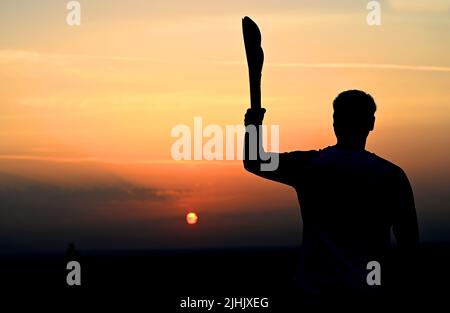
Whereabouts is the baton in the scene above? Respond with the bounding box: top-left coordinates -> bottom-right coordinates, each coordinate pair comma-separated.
242,16 -> 264,110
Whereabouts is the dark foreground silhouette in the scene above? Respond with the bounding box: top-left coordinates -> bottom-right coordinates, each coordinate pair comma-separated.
2,245 -> 449,309
244,90 -> 419,296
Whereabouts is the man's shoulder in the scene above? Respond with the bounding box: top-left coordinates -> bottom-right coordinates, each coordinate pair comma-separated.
366,151 -> 406,177
280,148 -> 406,175
281,149 -> 320,159
282,146 -> 335,157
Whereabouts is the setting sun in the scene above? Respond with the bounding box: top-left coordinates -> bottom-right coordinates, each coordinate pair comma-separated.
186,212 -> 199,225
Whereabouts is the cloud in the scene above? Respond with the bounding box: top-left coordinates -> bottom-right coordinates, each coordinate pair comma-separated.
0,170 -> 191,252
389,0 -> 450,13
0,49 -> 155,64
0,171 -> 186,225
0,170 -> 184,203
269,62 -> 450,73
0,154 -> 175,165
0,184 -> 174,204
3,49 -> 449,74
217,61 -> 450,73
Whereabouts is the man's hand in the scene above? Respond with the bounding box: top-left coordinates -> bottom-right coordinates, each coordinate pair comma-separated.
244,108 -> 266,126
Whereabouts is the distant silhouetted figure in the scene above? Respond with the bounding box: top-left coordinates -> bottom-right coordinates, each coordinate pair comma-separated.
65,242 -> 80,261
244,90 -> 419,295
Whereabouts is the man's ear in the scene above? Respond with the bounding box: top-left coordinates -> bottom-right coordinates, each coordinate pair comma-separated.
369,116 -> 375,131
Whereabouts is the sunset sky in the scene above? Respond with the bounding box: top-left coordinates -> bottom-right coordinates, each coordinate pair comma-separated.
0,0 -> 449,253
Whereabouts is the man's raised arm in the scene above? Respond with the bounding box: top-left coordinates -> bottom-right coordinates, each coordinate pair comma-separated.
243,108 -> 291,185
242,17 -> 314,186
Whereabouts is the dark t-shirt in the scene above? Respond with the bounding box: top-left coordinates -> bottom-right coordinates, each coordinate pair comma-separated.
248,145 -> 418,293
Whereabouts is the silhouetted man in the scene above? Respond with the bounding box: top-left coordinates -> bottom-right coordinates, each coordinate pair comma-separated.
244,90 -> 419,295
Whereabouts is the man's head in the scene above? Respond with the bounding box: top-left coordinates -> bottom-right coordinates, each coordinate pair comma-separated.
333,90 -> 376,148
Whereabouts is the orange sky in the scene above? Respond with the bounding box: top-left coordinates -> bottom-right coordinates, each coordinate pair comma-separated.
0,1 -> 449,251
